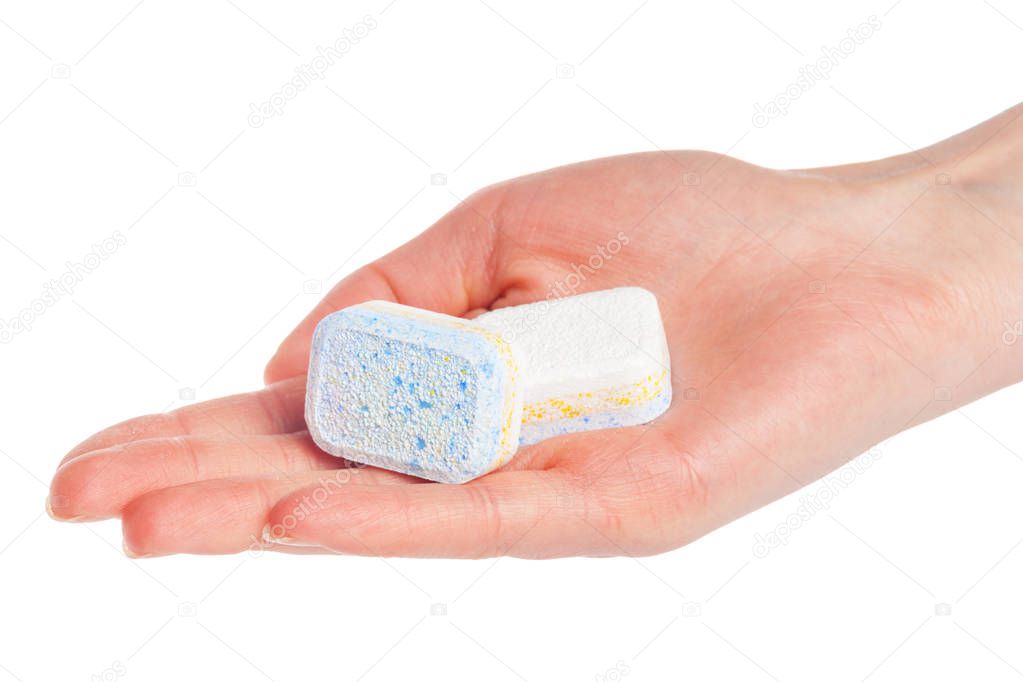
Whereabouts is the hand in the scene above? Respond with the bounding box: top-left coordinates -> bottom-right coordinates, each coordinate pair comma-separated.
49,105 -> 1023,558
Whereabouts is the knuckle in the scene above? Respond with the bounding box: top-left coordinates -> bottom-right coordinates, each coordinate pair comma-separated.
465,484 -> 505,557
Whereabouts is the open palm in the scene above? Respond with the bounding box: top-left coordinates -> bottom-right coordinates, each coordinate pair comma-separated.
48,112 -> 1023,557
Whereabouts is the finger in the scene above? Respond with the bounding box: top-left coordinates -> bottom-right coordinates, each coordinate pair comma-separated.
121,468 -> 413,557
263,469 -> 614,558
264,189 -> 509,384
50,431 -> 354,521
60,376 -> 307,466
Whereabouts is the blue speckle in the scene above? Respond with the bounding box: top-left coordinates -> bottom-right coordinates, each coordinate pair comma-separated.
309,304 -> 520,482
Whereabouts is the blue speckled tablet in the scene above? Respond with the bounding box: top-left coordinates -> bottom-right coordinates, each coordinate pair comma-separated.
305,301 -> 522,483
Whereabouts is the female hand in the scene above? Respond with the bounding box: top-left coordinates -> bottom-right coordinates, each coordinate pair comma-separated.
49,104 -> 1023,558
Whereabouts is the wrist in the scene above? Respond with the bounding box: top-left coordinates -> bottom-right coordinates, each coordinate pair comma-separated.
895,106 -> 1023,398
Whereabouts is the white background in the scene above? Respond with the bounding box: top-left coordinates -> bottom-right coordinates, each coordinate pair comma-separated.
2,1 -> 1023,680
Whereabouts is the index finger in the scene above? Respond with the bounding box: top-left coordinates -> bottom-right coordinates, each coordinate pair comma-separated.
263,189 -> 509,384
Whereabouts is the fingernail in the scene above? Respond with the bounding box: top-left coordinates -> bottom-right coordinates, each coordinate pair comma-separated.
45,495 -> 91,522
122,539 -> 154,559
261,523 -> 317,548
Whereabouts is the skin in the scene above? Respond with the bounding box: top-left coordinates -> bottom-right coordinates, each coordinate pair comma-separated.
49,104 -> 1023,558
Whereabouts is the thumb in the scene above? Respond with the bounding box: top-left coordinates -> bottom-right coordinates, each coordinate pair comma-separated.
264,189 -> 508,384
